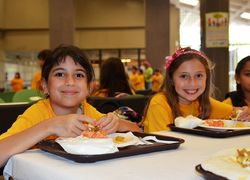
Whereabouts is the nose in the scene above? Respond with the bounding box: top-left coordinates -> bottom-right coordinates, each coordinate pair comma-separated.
188,77 -> 198,86
65,74 -> 75,86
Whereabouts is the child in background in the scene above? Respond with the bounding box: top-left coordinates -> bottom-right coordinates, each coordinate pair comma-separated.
93,57 -> 134,97
129,66 -> 140,91
151,69 -> 164,93
143,47 -> 250,133
11,72 -> 24,92
223,56 -> 250,107
137,69 -> 145,90
31,49 -> 52,90
0,45 -> 140,167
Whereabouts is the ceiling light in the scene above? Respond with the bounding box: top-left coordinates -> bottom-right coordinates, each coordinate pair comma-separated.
179,0 -> 198,6
240,12 -> 250,20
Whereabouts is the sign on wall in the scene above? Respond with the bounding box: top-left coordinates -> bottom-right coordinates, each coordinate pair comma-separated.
205,12 -> 229,48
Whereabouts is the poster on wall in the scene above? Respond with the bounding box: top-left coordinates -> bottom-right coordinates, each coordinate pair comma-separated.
205,12 -> 229,48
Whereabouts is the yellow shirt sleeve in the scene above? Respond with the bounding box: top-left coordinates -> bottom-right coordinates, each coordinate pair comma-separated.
0,99 -> 105,140
209,97 -> 233,119
143,93 -> 173,133
31,71 -> 42,90
222,97 -> 233,106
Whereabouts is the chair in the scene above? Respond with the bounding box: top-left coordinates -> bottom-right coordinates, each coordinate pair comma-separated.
135,89 -> 154,96
0,98 -> 4,103
0,92 -> 15,102
0,103 -> 32,175
12,89 -> 44,103
87,95 -> 151,122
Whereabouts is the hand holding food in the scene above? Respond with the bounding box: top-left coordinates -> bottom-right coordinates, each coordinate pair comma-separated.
94,113 -> 120,134
48,114 -> 94,138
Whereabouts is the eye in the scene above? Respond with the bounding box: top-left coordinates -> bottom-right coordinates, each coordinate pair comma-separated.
195,73 -> 203,79
54,72 -> 64,77
180,74 -> 189,80
75,72 -> 85,79
244,72 -> 250,77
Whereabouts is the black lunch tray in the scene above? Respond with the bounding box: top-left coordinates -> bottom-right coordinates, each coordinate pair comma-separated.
37,132 -> 184,163
168,124 -> 250,138
195,164 -> 227,180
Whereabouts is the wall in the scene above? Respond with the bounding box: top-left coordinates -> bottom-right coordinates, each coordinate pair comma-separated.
75,0 -> 145,49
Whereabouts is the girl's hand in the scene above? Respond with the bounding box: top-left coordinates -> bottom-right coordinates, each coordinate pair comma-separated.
48,114 -> 94,137
235,106 -> 250,121
95,113 -> 120,134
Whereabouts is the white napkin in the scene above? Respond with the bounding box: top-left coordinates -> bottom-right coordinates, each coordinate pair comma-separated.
174,115 -> 203,129
56,136 -> 119,155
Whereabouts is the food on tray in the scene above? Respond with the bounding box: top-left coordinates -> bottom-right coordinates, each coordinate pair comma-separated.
174,115 -> 203,129
236,148 -> 250,167
82,130 -> 107,138
81,124 -> 107,138
203,119 -> 224,127
201,148 -> 250,179
113,136 -> 126,144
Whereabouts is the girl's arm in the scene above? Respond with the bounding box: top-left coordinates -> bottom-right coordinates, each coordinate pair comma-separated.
0,114 -> 94,167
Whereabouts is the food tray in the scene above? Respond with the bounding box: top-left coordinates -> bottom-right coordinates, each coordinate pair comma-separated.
37,132 -> 184,163
195,164 -> 227,180
168,124 -> 250,138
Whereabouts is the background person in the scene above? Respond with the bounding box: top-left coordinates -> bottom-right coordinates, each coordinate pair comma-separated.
223,56 -> 250,107
93,57 -> 134,97
11,72 -> 24,92
31,49 -> 52,90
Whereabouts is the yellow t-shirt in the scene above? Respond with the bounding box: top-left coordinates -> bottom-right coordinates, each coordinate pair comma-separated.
11,78 -> 24,92
222,97 -> 232,105
0,99 -> 104,140
129,73 -> 140,90
151,74 -> 164,92
137,74 -> 145,90
31,71 -> 42,90
143,93 -> 234,133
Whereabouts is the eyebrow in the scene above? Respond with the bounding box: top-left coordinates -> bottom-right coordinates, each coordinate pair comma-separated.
51,67 -> 86,73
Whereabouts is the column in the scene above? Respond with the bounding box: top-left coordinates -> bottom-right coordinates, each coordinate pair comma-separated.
49,0 -> 75,49
145,0 -> 173,70
200,0 -> 229,100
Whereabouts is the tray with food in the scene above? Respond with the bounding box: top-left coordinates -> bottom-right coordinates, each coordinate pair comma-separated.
37,131 -> 184,163
196,148 -> 250,179
168,115 -> 250,138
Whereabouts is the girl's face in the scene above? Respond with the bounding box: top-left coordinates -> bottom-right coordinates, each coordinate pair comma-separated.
236,61 -> 250,93
173,59 -> 207,104
43,56 -> 89,112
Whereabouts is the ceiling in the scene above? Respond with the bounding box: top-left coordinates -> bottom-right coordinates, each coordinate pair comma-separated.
171,0 -> 250,26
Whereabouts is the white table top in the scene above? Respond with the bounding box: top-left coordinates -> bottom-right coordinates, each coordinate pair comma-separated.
3,131 -> 250,180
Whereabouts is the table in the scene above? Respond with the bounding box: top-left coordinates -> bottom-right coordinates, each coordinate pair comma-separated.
3,131 -> 250,180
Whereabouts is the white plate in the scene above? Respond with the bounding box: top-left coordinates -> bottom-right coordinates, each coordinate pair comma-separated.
108,132 -> 140,148
201,148 -> 250,179
199,119 -> 250,131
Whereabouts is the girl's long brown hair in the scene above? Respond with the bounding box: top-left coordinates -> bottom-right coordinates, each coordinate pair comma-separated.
143,48 -> 215,123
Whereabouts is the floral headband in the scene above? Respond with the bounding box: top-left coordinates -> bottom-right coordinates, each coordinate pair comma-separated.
165,48 -> 209,70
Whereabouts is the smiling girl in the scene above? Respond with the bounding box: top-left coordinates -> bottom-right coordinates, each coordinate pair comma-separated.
0,45 -> 140,167
143,47 -> 250,133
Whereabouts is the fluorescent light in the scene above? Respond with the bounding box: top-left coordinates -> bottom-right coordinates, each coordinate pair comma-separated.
240,12 -> 250,20
179,0 -> 198,6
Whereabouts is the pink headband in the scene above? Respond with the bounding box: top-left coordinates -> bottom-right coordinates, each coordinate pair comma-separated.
165,48 -> 209,70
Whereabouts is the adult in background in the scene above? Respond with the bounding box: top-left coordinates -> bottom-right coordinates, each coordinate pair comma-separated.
11,72 -> 24,92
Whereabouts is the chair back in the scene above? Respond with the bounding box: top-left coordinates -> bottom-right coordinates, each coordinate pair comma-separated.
0,92 -> 15,102
87,95 -> 151,122
12,89 -> 44,103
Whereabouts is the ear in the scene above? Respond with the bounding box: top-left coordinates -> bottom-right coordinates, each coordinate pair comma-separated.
235,75 -> 240,84
41,78 -> 49,94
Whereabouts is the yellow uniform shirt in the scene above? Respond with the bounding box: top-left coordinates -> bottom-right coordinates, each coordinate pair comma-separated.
129,73 -> 140,90
11,78 -> 24,92
137,74 -> 145,90
0,99 -> 104,140
31,71 -> 42,90
151,74 -> 164,92
143,93 -> 234,133
222,97 -> 232,105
